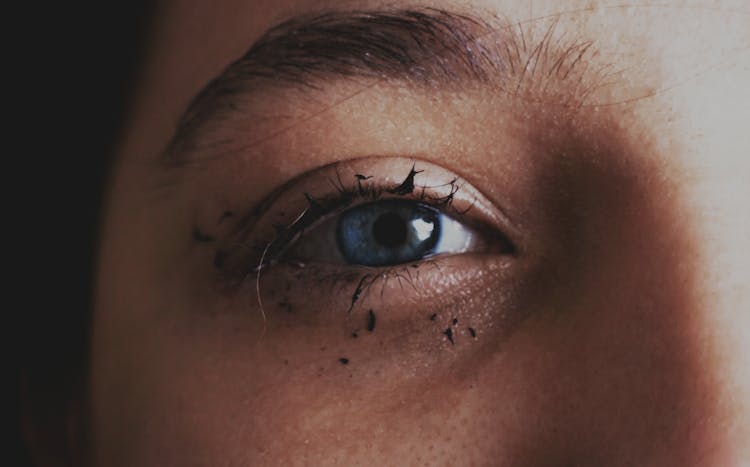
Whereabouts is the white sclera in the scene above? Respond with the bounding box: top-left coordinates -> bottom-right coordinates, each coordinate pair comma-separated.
431,214 -> 475,255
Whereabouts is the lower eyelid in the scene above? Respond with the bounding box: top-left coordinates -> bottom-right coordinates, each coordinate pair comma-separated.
255,252 -> 520,318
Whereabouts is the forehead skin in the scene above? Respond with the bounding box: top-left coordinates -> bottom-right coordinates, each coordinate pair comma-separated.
93,0 -> 750,466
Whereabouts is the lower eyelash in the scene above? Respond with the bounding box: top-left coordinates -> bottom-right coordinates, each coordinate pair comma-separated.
342,261 -> 443,313
269,259 -> 446,316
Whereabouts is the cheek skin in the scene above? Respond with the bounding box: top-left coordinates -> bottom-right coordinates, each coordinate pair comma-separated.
90,116 -> 721,467
465,154 -> 714,465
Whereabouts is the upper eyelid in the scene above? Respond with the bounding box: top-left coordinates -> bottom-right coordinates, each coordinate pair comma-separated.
237,157 -> 520,241
163,8 -> 604,167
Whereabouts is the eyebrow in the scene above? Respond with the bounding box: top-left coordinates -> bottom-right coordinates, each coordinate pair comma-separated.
167,8 -> 600,162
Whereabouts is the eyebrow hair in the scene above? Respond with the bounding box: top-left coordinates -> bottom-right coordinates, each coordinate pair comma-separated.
167,8 -> 600,161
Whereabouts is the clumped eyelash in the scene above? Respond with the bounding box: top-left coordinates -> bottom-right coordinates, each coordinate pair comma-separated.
241,163 -> 468,271
341,260 -> 444,313
209,163 -> 477,322
285,258 -> 445,315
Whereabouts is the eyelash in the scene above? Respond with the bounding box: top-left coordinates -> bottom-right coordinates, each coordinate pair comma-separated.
209,160 -> 515,318
250,165 -> 467,271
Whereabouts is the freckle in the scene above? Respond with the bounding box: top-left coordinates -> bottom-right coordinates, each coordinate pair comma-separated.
320,346 -> 327,351
352,332 -> 359,338
443,328 -> 454,344
429,313 -> 438,321
468,327 -> 477,338
284,359 -> 289,365
339,358 -> 349,365
367,309 -> 376,332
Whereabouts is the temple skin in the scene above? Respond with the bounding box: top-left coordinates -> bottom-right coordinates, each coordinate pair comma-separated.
82,0 -> 750,466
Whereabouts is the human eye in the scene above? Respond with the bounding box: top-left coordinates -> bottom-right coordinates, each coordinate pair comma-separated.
279,165 -> 515,268
289,197 -> 493,267
213,156 -> 524,346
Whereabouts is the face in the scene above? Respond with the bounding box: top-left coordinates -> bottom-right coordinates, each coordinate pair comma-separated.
90,0 -> 750,465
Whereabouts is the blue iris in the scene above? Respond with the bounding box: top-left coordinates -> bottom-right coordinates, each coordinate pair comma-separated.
336,199 -> 441,266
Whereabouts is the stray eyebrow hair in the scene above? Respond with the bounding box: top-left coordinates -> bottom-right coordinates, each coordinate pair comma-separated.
167,8 -> 603,161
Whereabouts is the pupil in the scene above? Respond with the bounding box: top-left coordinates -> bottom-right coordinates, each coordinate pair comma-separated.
372,212 -> 407,247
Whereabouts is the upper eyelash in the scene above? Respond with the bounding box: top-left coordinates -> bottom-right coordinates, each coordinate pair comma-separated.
252,164 -> 466,270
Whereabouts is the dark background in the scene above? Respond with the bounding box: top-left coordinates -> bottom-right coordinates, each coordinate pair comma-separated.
15,4 -> 154,466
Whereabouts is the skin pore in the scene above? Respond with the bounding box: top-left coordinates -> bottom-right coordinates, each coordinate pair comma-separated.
86,0 -> 749,466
